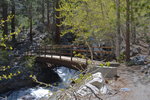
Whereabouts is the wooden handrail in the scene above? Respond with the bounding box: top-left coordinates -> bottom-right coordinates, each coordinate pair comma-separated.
27,45 -> 113,62
38,45 -> 112,49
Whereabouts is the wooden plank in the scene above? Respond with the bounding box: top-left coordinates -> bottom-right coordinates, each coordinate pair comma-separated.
36,57 -> 87,70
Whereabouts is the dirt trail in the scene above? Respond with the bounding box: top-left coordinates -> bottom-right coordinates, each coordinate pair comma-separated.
104,65 -> 150,100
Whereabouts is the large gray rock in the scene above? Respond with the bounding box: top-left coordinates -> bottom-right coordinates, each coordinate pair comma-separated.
130,55 -> 147,65
130,47 -> 141,56
76,72 -> 107,96
141,64 -> 150,75
48,72 -> 107,100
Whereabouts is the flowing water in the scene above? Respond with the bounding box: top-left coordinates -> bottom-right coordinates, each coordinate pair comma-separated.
0,66 -> 80,100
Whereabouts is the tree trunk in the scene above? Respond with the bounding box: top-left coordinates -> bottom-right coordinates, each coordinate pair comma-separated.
29,3 -> 33,42
42,0 -> 45,24
148,43 -> 150,55
47,0 -> 50,32
126,0 -> 130,62
115,0 -> 121,60
130,0 -> 136,44
2,0 -> 8,37
52,0 -> 56,42
55,0 -> 60,44
11,0 -> 16,42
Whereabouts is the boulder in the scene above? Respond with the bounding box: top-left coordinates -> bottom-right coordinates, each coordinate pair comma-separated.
48,72 -> 107,100
130,55 -> 147,65
141,64 -> 150,75
130,47 -> 141,56
121,46 -> 141,57
76,72 -> 107,96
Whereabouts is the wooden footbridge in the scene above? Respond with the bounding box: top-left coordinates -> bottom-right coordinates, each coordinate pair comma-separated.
26,45 -> 113,70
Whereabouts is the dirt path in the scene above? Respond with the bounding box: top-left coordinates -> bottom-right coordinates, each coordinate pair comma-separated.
104,65 -> 150,100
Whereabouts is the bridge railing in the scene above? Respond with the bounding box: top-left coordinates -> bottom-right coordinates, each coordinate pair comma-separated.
27,45 -> 113,63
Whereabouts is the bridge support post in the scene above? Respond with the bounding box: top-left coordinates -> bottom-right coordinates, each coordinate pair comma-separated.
44,45 -> 46,57
39,46 -> 41,57
51,46 -> 53,58
86,46 -> 88,65
71,46 -> 73,61
60,53 -> 61,59
86,58 -> 88,65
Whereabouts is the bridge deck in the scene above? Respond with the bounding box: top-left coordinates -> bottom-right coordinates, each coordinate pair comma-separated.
32,54 -> 104,70
31,53 -> 103,65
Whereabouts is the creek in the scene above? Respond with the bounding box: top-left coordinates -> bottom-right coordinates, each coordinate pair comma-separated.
0,66 -> 80,100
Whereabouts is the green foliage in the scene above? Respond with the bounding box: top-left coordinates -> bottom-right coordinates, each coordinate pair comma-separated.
0,15 -> 14,26
0,50 -> 12,65
0,15 -> 20,49
0,66 -> 11,71
99,63 -> 104,67
16,15 -> 29,29
117,52 -> 126,63
0,15 -> 20,65
29,74 -> 57,88
23,56 -> 36,69
0,15 -> 21,81
74,51 -> 85,59
70,73 -> 92,84
0,56 -> 35,81
99,62 -> 110,67
59,0 -> 116,43
0,71 -> 21,81
131,0 -> 150,41
106,62 -> 110,66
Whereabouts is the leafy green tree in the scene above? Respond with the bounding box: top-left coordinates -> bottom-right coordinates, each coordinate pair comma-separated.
58,0 -> 116,59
